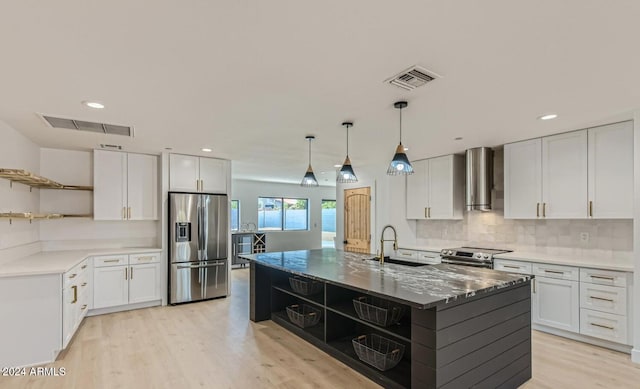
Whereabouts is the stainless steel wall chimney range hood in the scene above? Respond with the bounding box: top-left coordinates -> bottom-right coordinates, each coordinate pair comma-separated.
466,147 -> 493,211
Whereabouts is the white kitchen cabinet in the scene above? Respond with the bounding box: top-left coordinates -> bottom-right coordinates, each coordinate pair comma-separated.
505,121 -> 632,220
94,150 -> 158,221
93,253 -> 161,310
532,276 -> 580,333
62,258 -> 91,348
494,259 -> 532,274
541,130 -> 588,219
93,265 -> 129,309
406,159 -> 428,219
406,155 -> 464,220
504,139 -> 542,219
587,121 -> 633,218
169,154 -> 228,194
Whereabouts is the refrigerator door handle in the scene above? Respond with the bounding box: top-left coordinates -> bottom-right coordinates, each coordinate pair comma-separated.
176,263 -> 225,269
202,196 -> 208,261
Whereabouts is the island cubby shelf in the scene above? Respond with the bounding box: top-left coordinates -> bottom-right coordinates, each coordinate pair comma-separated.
249,257 -> 533,389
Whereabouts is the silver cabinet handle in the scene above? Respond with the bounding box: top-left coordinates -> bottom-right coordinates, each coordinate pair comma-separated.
177,263 -> 225,269
589,296 -> 614,303
590,322 -> 614,330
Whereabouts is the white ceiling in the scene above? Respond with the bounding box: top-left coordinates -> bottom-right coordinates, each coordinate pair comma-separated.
1,1 -> 640,186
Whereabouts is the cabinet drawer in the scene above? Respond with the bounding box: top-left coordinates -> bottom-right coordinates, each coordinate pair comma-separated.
417,251 -> 441,264
394,250 -> 417,260
579,308 -> 628,345
494,259 -> 532,274
129,253 -> 160,265
94,255 -> 128,267
533,263 -> 579,281
580,283 -> 627,315
580,268 -> 628,287
64,259 -> 89,286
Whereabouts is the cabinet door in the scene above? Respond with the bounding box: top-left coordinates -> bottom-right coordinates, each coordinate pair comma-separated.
532,277 -> 579,332
62,286 -> 77,348
93,266 -> 129,309
504,139 -> 542,219
428,155 -> 455,219
405,159 -> 428,219
199,157 -> 228,194
542,131 -> 588,218
93,150 -> 127,220
127,153 -> 158,220
169,154 -> 199,192
588,121 -> 633,219
128,263 -> 161,304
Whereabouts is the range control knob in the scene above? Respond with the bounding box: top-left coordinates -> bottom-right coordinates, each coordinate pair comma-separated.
448,250 -> 454,255
483,254 -> 490,259
475,253 -> 483,259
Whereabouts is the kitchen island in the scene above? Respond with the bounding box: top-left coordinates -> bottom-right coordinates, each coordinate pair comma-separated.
242,248 -> 532,389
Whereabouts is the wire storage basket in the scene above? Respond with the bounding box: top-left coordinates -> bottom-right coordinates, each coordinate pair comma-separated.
352,296 -> 406,327
352,334 -> 405,371
285,304 -> 322,328
289,276 -> 323,296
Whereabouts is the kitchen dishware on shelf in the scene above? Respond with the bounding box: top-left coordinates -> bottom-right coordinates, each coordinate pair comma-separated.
289,276 -> 323,296
352,333 -> 405,371
285,304 -> 321,328
352,296 -> 405,327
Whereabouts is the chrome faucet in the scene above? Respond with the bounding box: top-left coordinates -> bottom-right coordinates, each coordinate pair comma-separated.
378,225 -> 398,265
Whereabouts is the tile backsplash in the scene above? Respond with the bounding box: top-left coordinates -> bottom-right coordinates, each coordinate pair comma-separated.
416,149 -> 633,253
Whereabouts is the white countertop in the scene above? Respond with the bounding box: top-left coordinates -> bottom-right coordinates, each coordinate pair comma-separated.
494,251 -> 634,272
397,245 -> 443,253
0,248 -> 162,278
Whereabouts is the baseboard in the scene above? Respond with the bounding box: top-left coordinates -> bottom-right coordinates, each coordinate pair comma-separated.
632,348 -> 640,363
87,300 -> 161,316
533,324 -> 632,354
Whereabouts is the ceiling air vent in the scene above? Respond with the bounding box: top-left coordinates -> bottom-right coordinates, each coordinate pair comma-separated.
385,65 -> 439,91
41,115 -> 133,137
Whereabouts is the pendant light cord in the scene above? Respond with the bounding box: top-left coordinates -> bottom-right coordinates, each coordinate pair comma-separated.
399,107 -> 403,145
346,124 -> 350,157
308,138 -> 312,166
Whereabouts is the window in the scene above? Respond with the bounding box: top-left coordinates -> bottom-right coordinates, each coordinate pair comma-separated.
258,197 -> 308,231
230,200 -> 240,231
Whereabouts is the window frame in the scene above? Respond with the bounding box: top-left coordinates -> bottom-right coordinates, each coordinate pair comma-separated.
258,196 -> 309,231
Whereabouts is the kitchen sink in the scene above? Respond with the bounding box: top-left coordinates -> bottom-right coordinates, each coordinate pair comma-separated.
367,257 -> 429,267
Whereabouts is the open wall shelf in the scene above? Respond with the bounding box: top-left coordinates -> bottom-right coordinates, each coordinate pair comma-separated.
0,168 -> 93,191
0,212 -> 93,223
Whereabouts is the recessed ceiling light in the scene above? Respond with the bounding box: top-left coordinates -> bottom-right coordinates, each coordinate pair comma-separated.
201,148 -> 212,152
82,101 -> 105,109
538,113 -> 558,121
454,137 -> 463,141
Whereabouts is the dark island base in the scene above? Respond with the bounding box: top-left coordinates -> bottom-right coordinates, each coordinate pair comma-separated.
250,262 -> 532,389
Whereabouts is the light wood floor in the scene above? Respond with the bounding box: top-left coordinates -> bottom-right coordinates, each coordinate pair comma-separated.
2,269 -> 640,389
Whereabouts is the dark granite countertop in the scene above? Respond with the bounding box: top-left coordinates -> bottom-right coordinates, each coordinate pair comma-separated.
241,248 -> 531,309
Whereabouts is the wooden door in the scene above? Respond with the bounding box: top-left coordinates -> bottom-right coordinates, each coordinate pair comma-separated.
541,130 -> 588,219
343,187 -> 370,254
504,139 -> 543,219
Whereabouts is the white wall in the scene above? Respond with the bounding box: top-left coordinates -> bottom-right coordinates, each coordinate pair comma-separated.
0,120 -> 41,260
336,161 -> 417,256
39,148 -> 158,250
232,179 -> 334,251
633,110 -> 640,363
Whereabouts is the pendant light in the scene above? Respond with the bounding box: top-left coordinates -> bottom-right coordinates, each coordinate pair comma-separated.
301,135 -> 319,187
337,121 -> 358,183
387,101 -> 414,175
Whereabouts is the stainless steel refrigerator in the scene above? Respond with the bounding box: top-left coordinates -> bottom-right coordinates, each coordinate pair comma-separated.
169,192 -> 228,304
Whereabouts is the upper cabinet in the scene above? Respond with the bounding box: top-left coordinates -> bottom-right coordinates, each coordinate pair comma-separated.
406,154 -> 464,220
169,154 -> 228,194
94,150 -> 158,221
588,122 -> 634,218
504,121 -> 633,219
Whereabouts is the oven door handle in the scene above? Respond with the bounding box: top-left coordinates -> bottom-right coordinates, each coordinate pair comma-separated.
441,258 -> 491,267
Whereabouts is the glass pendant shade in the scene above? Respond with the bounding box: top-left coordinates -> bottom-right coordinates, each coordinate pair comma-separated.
387,101 -> 414,176
301,135 -> 319,187
387,144 -> 414,175
337,121 -> 358,183
301,165 -> 319,187
337,156 -> 358,183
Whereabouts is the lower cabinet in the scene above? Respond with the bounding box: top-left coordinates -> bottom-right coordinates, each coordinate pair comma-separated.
494,258 -> 632,348
532,276 -> 579,333
62,258 -> 91,348
93,252 -> 161,310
